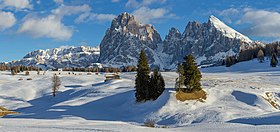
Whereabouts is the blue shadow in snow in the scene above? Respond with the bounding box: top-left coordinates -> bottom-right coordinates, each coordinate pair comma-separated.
231,91 -> 257,106
5,86 -> 171,123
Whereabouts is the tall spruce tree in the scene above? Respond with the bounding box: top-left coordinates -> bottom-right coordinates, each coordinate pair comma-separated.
150,69 -> 165,100
135,50 -> 150,102
271,53 -> 278,67
182,55 -> 202,92
175,63 -> 185,91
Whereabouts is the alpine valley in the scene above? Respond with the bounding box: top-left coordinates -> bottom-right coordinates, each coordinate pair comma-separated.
8,12 -> 261,70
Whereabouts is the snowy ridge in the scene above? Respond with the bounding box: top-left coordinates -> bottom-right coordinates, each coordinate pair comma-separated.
209,15 -> 252,43
11,46 -> 100,69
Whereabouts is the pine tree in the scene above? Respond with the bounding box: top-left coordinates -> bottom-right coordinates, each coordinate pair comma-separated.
11,70 -> 16,75
182,55 -> 202,92
135,50 -> 150,102
271,53 -> 278,67
150,69 -> 165,100
257,49 -> 264,63
52,74 -> 61,97
175,63 -> 185,91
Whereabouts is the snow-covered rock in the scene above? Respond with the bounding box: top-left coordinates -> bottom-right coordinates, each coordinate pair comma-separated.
163,15 -> 256,67
99,12 -> 163,68
10,46 -> 100,69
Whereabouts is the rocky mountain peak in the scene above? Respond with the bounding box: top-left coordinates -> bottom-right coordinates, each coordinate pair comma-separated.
99,12 -> 162,68
208,15 -> 252,43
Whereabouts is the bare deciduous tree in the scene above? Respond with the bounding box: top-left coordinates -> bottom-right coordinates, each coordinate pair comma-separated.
52,74 -> 61,97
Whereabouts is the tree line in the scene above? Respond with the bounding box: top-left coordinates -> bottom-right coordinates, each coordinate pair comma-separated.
225,42 -> 280,67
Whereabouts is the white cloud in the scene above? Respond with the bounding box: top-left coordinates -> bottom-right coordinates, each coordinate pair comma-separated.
75,13 -> 116,23
219,8 -> 240,23
54,0 -> 63,4
126,0 -> 166,8
2,0 -> 32,10
0,11 -> 16,30
51,4 -> 91,19
112,0 -> 120,2
238,9 -> 280,39
18,15 -> 72,41
132,7 -> 176,24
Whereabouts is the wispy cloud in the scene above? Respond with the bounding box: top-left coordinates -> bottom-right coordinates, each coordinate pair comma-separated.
1,0 -> 32,11
0,11 -> 16,30
132,7 -> 177,24
238,9 -> 280,39
18,15 -> 72,41
75,13 -> 116,23
219,7 -> 280,40
51,4 -> 91,19
125,0 -> 166,8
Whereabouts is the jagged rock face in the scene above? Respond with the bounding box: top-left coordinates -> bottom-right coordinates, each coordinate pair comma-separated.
163,15 -> 254,66
163,27 -> 182,64
99,12 -> 162,67
11,46 -> 100,69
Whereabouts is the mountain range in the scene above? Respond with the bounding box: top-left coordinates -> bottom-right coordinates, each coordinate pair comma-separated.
8,12 -> 259,70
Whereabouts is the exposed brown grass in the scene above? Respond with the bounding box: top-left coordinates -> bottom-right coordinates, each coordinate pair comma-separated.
176,90 -> 207,102
263,92 -> 280,109
0,106 -> 18,117
144,119 -> 156,128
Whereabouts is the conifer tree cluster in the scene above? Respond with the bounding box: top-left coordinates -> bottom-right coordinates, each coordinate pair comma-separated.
225,56 -> 238,67
175,55 -> 202,93
135,50 -> 165,102
271,53 -> 278,67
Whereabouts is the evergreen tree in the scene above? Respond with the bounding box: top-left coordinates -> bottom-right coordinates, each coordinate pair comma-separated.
175,63 -> 185,91
135,50 -> 150,102
11,70 -> 16,75
271,53 -> 278,67
150,69 -> 165,100
182,55 -> 202,92
257,49 -> 264,63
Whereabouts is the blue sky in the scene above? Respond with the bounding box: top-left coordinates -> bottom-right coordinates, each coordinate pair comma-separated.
1,0 -> 280,62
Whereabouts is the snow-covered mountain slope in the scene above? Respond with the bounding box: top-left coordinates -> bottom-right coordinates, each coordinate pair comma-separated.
2,60 -> 280,131
209,15 -> 252,43
10,46 -> 100,69
163,15 -> 257,68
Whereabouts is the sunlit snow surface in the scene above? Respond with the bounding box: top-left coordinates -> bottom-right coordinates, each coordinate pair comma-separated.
1,59 -> 280,131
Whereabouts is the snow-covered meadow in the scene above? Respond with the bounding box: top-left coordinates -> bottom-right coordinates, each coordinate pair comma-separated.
1,59 -> 280,131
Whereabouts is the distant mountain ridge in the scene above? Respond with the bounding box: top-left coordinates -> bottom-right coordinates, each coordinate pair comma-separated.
10,46 -> 100,69
9,13 -> 259,70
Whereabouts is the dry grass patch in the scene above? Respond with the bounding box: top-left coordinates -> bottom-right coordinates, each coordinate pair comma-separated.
0,106 -> 18,117
176,90 -> 207,102
144,119 -> 156,128
263,92 -> 280,109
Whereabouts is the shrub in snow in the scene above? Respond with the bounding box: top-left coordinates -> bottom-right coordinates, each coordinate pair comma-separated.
52,74 -> 61,97
144,119 -> 156,127
25,71 -> 29,76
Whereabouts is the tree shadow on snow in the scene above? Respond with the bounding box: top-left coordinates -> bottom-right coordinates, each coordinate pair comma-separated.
5,87 -> 171,123
228,113 -> 280,125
